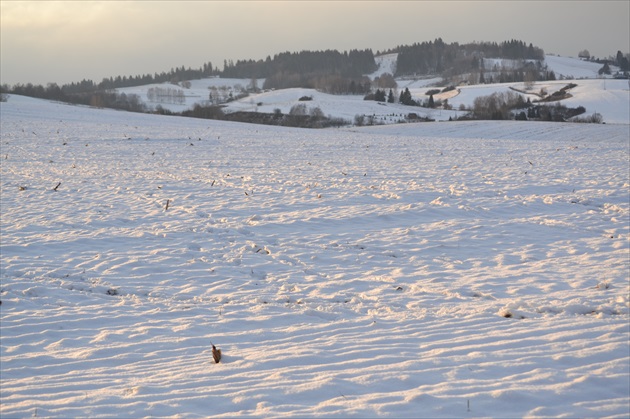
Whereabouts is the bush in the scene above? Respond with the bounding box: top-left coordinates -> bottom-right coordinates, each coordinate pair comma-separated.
373,73 -> 397,89
310,106 -> 325,118
181,104 -> 225,120
374,89 -> 386,102
573,112 -> 603,123
154,105 -> 174,115
289,103 -> 308,116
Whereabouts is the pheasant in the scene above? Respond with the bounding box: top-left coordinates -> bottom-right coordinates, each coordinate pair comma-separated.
212,343 -> 222,364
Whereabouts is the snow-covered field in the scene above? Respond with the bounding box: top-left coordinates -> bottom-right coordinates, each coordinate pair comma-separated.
1,94 -> 628,418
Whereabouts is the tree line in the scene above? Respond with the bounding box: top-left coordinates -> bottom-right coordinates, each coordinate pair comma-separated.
243,49 -> 378,92
222,49 -> 376,79
0,49 -> 378,100
1,62 -> 217,101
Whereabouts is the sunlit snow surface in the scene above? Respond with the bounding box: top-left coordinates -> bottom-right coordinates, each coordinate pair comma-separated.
1,96 -> 629,418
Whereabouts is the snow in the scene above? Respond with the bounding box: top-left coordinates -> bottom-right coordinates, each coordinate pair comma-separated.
1,93 -> 629,418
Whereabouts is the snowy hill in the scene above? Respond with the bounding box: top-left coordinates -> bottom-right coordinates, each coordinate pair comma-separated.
117,54 -> 629,125
1,94 -> 629,418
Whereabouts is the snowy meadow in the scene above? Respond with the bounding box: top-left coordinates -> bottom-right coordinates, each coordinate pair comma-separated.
1,93 -> 629,418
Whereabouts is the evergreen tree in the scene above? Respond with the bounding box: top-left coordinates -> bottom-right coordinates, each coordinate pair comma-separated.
616,50 -> 629,72
616,51 -> 624,66
388,89 -> 395,103
399,88 -> 414,105
374,89 -> 386,102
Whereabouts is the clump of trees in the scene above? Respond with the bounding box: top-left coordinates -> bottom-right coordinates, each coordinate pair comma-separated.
362,73 -> 397,102
373,73 -> 397,89
1,81 -> 147,112
147,86 -> 185,104
224,49 -> 376,79
599,63 -> 612,75
572,112 -> 603,123
84,91 -> 147,112
363,88 -> 395,103
4,82 -> 70,102
180,104 -> 225,120
392,38 -> 544,77
316,75 -> 373,95
525,103 -> 588,122
615,50 -> 630,73
179,103 -> 348,128
207,84 -> 249,105
220,49 -> 377,94
470,90 -> 594,122
395,87 -> 444,108
472,91 -> 527,120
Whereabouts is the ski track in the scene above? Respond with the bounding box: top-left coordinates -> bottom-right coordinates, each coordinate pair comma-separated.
1,97 -> 629,418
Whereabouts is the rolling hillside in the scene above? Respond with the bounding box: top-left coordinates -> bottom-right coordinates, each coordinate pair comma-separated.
117,55 -> 629,125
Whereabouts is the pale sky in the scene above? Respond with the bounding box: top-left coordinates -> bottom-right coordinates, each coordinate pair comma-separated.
1,1 -> 629,86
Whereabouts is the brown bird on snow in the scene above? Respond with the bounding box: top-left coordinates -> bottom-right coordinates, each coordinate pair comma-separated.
211,343 -> 222,363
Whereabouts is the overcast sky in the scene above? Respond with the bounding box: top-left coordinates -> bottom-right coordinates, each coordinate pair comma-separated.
1,1 -> 629,86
